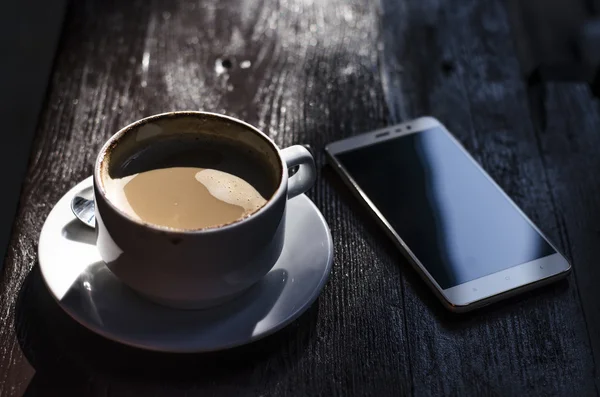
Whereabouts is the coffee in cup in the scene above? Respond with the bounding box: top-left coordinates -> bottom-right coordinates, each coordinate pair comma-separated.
103,133 -> 279,230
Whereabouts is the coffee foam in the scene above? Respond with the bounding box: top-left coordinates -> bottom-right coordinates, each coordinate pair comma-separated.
194,169 -> 267,216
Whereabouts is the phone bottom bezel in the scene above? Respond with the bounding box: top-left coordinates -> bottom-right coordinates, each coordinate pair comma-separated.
440,253 -> 570,312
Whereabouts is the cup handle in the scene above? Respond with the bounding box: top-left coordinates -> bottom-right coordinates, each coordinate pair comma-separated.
280,145 -> 316,199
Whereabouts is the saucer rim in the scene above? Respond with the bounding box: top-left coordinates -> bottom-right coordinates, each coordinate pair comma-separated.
38,177 -> 333,353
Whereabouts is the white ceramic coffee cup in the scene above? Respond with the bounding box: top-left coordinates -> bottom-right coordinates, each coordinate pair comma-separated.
93,111 -> 316,309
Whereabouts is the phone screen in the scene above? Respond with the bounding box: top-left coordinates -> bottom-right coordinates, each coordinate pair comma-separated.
334,127 -> 555,289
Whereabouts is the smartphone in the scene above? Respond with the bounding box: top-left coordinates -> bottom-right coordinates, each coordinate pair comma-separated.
325,117 -> 571,312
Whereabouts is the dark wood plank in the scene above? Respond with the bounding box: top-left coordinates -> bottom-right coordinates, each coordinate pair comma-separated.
0,0 -> 598,395
541,83 -> 600,390
378,0 -> 598,395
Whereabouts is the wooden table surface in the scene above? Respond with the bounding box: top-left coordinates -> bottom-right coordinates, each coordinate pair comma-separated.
1,0 -> 599,395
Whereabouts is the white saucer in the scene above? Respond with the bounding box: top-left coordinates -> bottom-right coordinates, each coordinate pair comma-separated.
38,177 -> 333,353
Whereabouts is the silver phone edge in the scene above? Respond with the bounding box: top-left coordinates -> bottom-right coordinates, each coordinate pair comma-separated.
324,117 -> 571,313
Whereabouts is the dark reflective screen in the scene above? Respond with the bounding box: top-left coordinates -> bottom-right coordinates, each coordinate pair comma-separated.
336,127 -> 555,289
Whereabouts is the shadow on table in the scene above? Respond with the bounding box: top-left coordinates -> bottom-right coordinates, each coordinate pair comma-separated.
15,265 -> 319,395
322,165 -> 572,323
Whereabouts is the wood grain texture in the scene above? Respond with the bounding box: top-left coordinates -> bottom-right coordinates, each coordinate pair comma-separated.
379,0 -> 598,395
0,0 -> 598,395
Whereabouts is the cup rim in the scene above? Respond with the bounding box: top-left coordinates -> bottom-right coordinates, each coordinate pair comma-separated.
93,111 -> 287,235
